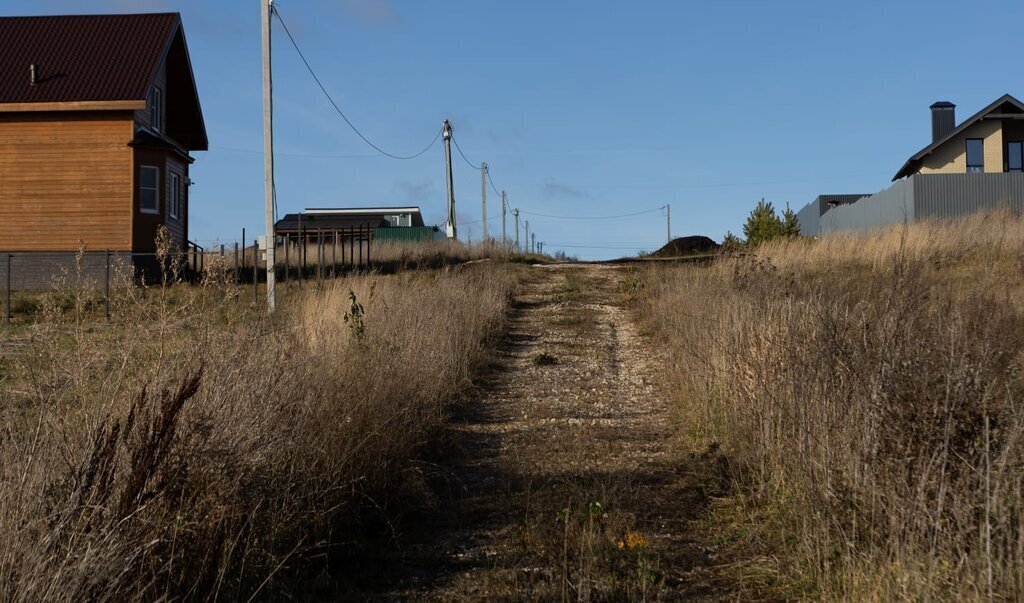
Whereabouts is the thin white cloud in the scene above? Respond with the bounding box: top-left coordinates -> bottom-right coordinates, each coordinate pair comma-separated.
341,0 -> 401,26
543,181 -> 587,199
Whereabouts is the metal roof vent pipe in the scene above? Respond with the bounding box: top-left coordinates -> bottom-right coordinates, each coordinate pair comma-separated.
29,63 -> 37,86
930,101 -> 956,142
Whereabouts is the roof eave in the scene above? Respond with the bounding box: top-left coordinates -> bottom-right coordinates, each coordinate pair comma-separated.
893,161 -> 916,181
0,100 -> 145,112
172,21 -> 208,150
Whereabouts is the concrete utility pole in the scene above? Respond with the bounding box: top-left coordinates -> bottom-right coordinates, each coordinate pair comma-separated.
513,208 -> 520,252
531,232 -> 536,254
261,0 -> 276,312
501,191 -> 507,250
525,220 -> 530,254
666,204 -> 671,244
480,162 -> 488,241
442,120 -> 457,240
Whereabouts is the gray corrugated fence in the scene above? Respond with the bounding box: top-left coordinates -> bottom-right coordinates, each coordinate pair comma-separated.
914,173 -> 1024,219
796,199 -> 822,238
814,173 -> 1024,234
821,178 -> 915,233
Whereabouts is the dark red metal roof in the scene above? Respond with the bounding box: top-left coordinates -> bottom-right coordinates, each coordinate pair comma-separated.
0,13 -> 180,104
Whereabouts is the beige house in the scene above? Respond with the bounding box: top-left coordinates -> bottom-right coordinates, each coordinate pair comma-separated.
894,94 -> 1024,180
797,93 -> 1024,236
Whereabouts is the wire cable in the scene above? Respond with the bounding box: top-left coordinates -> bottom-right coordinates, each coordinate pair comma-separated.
518,206 -> 666,221
450,134 -> 483,170
273,6 -> 442,160
452,133 -> 505,196
212,145 -> 381,159
543,243 -> 663,250
486,169 -> 502,197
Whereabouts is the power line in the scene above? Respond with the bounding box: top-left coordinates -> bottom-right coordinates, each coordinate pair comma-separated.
451,134 -> 483,170
453,133 -> 503,196
519,206 -> 665,220
508,171 -> 892,191
212,145 -> 380,159
461,214 -> 503,226
273,5 -> 442,160
487,170 -> 501,196
543,242 -> 662,250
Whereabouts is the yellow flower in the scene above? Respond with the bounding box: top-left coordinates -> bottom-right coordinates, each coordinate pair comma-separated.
624,531 -> 646,549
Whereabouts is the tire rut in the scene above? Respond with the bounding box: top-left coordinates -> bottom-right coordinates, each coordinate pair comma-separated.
345,264 -> 726,601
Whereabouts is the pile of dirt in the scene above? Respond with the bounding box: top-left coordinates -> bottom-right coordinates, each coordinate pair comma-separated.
650,235 -> 720,258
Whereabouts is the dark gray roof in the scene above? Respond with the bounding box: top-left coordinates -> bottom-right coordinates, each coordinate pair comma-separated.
275,207 -> 427,233
275,213 -> 388,232
803,194 -> 871,217
894,93 -> 1024,181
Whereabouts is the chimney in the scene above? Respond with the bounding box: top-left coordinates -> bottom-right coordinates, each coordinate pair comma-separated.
29,63 -> 37,86
930,101 -> 956,142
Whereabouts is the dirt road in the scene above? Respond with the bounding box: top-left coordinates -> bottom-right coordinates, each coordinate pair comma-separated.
350,264 -> 725,601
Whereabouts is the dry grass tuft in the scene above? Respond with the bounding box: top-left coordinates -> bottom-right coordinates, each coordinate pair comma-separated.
636,212 -> 1024,600
0,261 -> 512,600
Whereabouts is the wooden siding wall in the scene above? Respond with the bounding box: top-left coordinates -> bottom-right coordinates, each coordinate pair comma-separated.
0,112 -> 134,251
132,147 -> 188,252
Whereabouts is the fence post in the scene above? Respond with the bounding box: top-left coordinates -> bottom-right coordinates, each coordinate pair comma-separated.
317,229 -> 323,284
366,225 -> 371,267
234,242 -> 239,284
332,230 -> 337,277
104,250 -> 111,320
349,228 -> 355,268
253,242 -> 258,304
359,226 -> 364,267
284,236 -> 290,283
5,253 -> 10,325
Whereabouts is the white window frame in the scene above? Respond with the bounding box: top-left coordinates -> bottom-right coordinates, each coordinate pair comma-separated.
168,171 -> 181,220
140,165 -> 160,215
149,87 -> 163,132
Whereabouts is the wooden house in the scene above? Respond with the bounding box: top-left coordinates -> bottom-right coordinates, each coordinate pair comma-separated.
0,13 -> 207,262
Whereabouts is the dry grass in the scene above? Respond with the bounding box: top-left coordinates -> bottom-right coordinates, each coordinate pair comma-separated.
634,212 -> 1024,600
0,258 -> 513,600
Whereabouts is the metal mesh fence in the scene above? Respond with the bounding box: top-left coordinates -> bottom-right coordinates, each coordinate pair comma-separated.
2,226 -> 379,323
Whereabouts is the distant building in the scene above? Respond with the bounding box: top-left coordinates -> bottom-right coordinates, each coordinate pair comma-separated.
797,94 -> 1024,235
274,207 -> 441,243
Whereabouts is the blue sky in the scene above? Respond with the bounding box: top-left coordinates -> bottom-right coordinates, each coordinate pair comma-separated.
5,0 -> 1023,259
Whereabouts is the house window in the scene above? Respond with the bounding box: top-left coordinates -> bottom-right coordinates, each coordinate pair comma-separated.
140,166 -> 159,214
1008,141 -> 1023,172
168,172 -> 181,220
149,87 -> 162,132
966,138 -> 984,173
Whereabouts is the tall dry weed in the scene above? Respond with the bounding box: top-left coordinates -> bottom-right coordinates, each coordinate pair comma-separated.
637,214 -> 1024,600
0,262 -> 511,600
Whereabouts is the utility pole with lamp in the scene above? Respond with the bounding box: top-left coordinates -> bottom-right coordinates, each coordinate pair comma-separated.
501,191 -> 509,251
261,0 -> 276,312
480,162 -> 488,241
442,120 -> 457,240
513,208 -> 520,252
